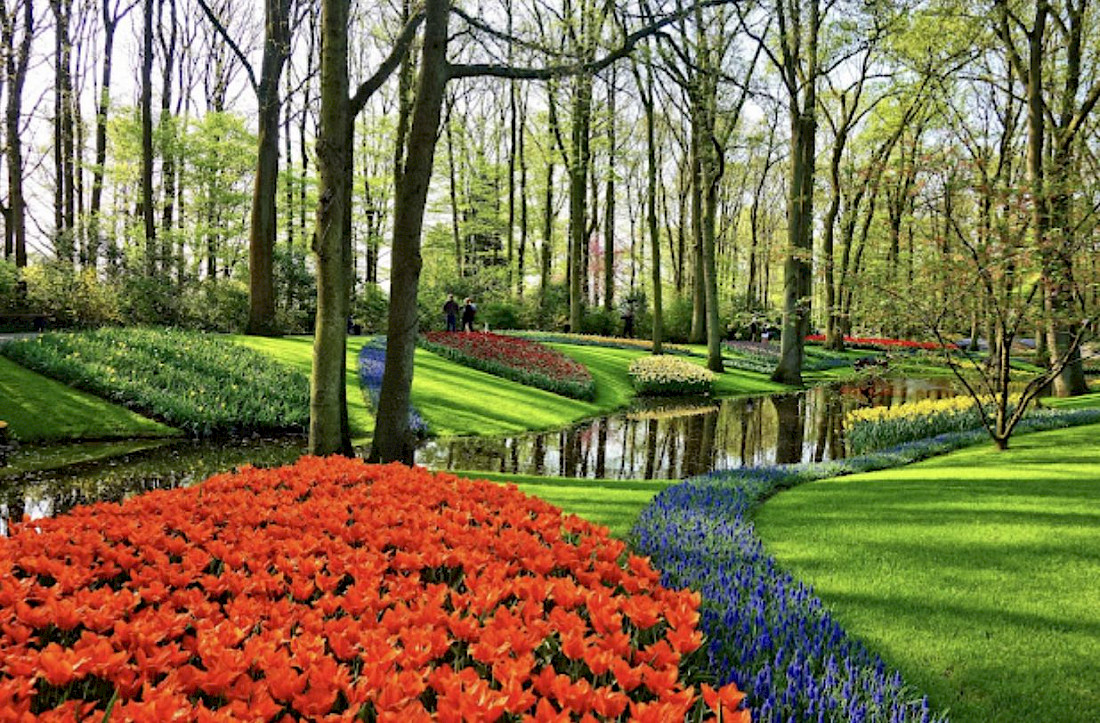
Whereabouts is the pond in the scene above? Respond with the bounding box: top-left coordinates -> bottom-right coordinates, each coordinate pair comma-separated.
2,376 -> 959,527
0,437 -> 305,533
414,377 -> 959,480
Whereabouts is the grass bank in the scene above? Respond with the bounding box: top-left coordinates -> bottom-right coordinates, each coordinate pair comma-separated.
449,469 -> 671,539
0,356 -> 175,443
230,335 -> 374,440
754,422 -> 1100,723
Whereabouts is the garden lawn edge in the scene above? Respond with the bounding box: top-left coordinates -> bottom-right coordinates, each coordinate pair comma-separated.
754,422 -> 1100,723
632,406 -> 1100,722
0,356 -> 177,443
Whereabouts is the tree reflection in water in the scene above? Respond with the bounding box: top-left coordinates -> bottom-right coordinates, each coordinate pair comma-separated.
418,378 -> 958,480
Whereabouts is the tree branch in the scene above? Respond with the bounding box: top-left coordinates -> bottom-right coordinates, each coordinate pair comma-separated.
447,0 -> 735,81
349,11 -> 426,116
195,0 -> 258,94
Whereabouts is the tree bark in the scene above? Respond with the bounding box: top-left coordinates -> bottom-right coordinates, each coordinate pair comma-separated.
3,0 -> 33,268
244,0 -> 290,335
568,70 -> 592,331
368,0 -> 449,464
140,0 -> 157,276
310,0 -> 353,456
771,0 -> 819,386
603,70 -> 615,312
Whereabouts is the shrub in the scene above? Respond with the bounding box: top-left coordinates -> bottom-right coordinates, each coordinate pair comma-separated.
0,259 -> 20,313
0,456 -> 750,721
579,307 -> 620,336
629,356 -> 715,396
19,262 -> 124,327
179,278 -> 249,332
0,328 -> 308,437
351,284 -> 389,334
420,331 -> 596,400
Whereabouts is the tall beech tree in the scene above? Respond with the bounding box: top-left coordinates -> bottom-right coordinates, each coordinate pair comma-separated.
1,0 -> 34,268
352,1 -> 726,461
140,0 -> 156,275
739,0 -> 826,385
993,0 -> 1092,396
197,0 -> 291,335
88,0 -> 137,269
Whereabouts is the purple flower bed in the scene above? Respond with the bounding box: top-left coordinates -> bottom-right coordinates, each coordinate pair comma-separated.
357,337 -> 426,435
633,407 -> 1100,723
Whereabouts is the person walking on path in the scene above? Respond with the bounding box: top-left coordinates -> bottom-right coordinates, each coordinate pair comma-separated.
461,297 -> 477,332
443,294 -> 460,331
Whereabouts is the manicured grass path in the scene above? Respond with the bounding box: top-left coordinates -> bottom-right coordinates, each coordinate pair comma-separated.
0,356 -> 175,443
451,469 -> 671,540
754,423 -> 1100,723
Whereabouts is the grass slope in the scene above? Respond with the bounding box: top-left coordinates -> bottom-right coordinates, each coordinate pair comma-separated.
410,348 -> 598,436
237,336 -> 795,439
754,423 -> 1100,723
230,335 -> 374,439
0,357 -> 176,443
449,469 -> 671,539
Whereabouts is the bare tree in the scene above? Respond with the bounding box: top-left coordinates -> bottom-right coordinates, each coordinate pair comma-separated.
1,0 -> 34,267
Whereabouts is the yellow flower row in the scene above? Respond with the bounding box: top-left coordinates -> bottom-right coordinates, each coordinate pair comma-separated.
628,356 -> 716,387
846,393 -> 1022,425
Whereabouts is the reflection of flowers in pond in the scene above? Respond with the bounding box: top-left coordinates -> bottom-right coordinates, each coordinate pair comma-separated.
626,403 -> 721,421
629,356 -> 716,395
0,456 -> 750,720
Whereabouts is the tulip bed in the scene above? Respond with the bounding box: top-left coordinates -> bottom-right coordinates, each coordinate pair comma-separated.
805,335 -> 953,352
0,456 -> 750,721
628,356 -> 715,396
508,332 -> 696,357
632,405 -> 1100,723
420,331 -> 597,401
357,337 -> 427,435
0,328 -> 309,438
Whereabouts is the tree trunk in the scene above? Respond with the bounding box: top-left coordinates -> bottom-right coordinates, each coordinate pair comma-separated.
3,0 -> 33,268
568,71 -> 592,332
159,0 -> 177,278
603,71 -> 615,312
140,0 -> 157,276
631,56 -> 663,354
246,0 -> 290,335
689,123 -> 705,343
445,105 -> 462,276
518,90 -> 528,299
772,108 -> 815,385
309,0 -> 353,456
368,0 -> 449,464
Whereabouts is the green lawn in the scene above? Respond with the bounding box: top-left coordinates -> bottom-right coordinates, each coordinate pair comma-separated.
235,338 -> 793,441
230,335 -> 375,439
0,356 -> 176,443
414,342 -> 790,437
449,469 -> 671,539
1046,389 -> 1100,410
754,423 -> 1100,723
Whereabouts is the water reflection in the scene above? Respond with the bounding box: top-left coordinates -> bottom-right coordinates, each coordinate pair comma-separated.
416,377 -> 958,480
1,437 -> 304,533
